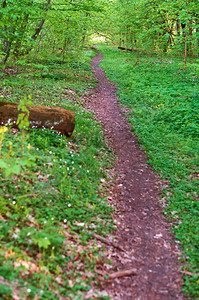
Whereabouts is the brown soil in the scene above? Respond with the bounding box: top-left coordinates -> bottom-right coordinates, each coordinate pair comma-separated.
86,53 -> 184,299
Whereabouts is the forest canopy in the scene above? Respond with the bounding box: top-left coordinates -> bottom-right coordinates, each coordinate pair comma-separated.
0,0 -> 199,65
0,0 -> 108,64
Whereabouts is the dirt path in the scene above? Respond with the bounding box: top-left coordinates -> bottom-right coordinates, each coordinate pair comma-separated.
86,53 -> 184,299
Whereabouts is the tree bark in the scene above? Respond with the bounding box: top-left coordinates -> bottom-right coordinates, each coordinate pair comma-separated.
183,0 -> 189,68
176,19 -> 181,36
31,0 -> 51,41
195,14 -> 199,57
197,27 -> 199,57
13,14 -> 30,59
2,22 -> 17,64
24,0 -> 51,55
2,0 -> 6,8
0,102 -> 75,136
3,40 -> 12,64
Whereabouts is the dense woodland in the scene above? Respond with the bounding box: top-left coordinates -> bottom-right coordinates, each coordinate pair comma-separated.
0,0 -> 199,65
0,0 -> 199,299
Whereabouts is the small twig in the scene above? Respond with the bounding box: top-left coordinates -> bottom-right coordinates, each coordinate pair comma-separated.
18,193 -> 38,198
96,269 -> 106,277
92,233 -> 124,252
181,270 -> 199,276
108,268 -> 137,279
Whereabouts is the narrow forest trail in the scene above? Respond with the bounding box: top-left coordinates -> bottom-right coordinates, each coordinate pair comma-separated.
86,53 -> 184,299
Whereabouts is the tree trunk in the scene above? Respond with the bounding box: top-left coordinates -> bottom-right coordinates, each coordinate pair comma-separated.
3,40 -> 12,64
25,0 -> 51,54
181,22 -> 186,37
31,19 -> 46,41
31,0 -> 51,41
176,19 -> 181,36
0,102 -> 75,136
188,21 -> 193,56
13,14 -> 30,59
2,0 -> 6,8
184,30 -> 188,68
183,0 -> 189,68
62,37 -> 67,63
2,23 -> 17,64
197,27 -> 199,57
195,14 -> 199,57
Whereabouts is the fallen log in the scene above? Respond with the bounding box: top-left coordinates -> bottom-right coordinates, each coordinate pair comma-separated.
118,46 -> 127,51
118,46 -> 138,52
0,101 -> 75,136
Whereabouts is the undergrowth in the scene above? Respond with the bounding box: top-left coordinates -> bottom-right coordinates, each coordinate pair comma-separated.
0,50 -> 114,299
99,45 -> 199,298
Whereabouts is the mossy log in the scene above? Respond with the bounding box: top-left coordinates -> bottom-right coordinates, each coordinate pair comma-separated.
0,101 -> 75,136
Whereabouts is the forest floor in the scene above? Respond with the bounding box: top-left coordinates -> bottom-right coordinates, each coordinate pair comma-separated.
86,52 -> 185,299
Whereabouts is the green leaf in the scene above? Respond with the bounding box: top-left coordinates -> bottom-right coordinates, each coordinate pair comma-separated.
0,160 -> 8,169
34,237 -> 51,249
5,165 -> 21,177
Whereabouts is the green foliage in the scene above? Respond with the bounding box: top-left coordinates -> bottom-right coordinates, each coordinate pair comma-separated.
0,0 -> 108,64
106,0 -> 199,59
17,95 -> 32,130
0,96 -> 36,177
99,45 -> 199,298
0,49 -> 114,299
0,283 -> 13,297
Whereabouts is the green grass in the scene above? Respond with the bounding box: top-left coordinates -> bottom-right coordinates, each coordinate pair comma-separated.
98,45 -> 199,298
1,50 -> 96,107
0,49 -> 114,299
